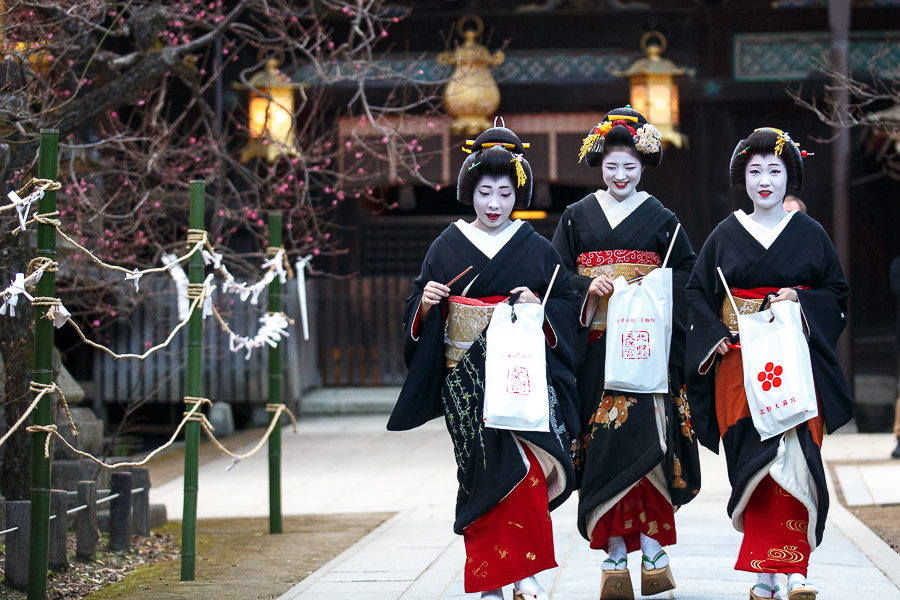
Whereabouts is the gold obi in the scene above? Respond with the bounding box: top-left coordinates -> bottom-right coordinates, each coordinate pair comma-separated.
443,297 -> 499,369
721,296 -> 764,335
578,262 -> 659,332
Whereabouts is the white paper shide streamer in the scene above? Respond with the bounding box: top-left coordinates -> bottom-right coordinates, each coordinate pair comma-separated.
295,255 -> 312,341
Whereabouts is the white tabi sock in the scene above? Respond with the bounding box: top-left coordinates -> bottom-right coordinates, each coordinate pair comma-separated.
751,573 -> 778,598
640,533 -> 669,569
480,587 -> 503,600
603,535 -> 627,571
514,575 -> 546,596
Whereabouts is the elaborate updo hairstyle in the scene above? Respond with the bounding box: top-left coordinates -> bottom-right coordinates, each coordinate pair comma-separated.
579,106 -> 663,169
729,127 -> 804,190
458,124 -> 533,209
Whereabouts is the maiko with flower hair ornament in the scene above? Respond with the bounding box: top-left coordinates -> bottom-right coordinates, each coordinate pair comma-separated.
390,122 -> 582,600
686,126 -> 851,600
552,106 -> 700,600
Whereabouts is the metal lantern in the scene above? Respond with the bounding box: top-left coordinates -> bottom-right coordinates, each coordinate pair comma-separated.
614,32 -> 695,149
437,15 -> 505,136
234,58 -> 306,163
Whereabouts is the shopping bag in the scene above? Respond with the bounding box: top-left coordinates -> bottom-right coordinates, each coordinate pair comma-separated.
736,299 -> 818,440
483,301 -> 550,432
603,266 -> 673,394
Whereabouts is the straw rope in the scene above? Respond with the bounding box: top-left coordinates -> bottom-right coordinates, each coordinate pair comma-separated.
63,287 -> 208,360
0,382 -> 74,451
0,179 -> 61,214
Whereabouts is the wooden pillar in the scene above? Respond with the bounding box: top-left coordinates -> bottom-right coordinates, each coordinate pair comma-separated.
829,0 -> 853,380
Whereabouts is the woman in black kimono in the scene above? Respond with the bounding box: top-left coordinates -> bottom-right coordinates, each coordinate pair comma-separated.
551,107 -> 701,600
685,128 -> 851,600
388,125 -> 581,600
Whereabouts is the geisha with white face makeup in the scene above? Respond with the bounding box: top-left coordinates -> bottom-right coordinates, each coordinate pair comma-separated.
390,124 -> 583,600
551,107 -> 701,600
685,127 -> 851,600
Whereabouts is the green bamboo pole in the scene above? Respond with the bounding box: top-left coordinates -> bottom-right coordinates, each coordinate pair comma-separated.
27,129 -> 59,600
180,181 -> 205,581
268,212 -> 283,535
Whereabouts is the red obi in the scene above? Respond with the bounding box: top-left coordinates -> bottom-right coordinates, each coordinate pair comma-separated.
577,250 -> 661,268
576,250 -> 661,344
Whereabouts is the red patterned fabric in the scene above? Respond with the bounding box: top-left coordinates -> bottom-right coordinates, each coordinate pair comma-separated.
448,295 -> 508,306
463,445 -> 557,592
731,286 -> 810,300
576,250 -> 661,268
735,475 -> 811,576
589,477 -> 676,554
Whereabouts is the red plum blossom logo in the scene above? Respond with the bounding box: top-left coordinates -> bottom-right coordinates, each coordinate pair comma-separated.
758,362 -> 783,392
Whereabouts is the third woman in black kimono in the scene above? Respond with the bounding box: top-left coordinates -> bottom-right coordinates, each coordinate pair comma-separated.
685,128 -> 851,600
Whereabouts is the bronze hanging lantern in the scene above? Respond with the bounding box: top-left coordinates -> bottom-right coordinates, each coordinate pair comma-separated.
233,57 -> 307,163
437,15 -> 505,136
614,32 -> 696,149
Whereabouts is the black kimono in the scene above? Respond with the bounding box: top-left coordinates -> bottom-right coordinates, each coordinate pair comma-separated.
388,221 -> 581,535
685,211 -> 851,551
552,193 -> 701,544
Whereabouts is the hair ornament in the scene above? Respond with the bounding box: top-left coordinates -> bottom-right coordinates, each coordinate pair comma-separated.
633,123 -> 662,154
510,154 -> 527,187
462,139 -> 530,154
468,161 -> 481,171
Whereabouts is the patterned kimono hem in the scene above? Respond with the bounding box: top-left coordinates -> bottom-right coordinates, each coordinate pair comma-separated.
463,445 -> 557,592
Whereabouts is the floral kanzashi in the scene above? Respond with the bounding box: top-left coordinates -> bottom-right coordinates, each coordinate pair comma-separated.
595,394 -> 635,429
633,123 -> 662,154
674,385 -> 694,441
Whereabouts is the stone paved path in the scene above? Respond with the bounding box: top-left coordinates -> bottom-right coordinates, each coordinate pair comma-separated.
151,414 -> 900,599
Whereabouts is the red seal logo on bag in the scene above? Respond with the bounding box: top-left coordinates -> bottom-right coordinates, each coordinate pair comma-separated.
757,362 -> 783,392
622,331 -> 650,359
506,366 -> 531,395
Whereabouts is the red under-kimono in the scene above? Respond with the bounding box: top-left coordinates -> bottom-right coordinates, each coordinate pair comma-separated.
463,445 -> 557,592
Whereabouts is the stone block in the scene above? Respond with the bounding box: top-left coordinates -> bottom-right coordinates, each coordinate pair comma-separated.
149,503 -> 168,530
51,459 -> 103,492
108,472 -> 132,550
55,407 -> 104,460
208,401 -> 235,436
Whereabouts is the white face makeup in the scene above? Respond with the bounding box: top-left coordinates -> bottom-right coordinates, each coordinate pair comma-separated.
745,153 -> 788,210
471,174 -> 516,234
602,149 -> 643,202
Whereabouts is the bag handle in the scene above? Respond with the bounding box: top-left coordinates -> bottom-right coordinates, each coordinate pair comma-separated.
717,267 -> 741,317
542,264 -> 561,308
661,222 -> 682,269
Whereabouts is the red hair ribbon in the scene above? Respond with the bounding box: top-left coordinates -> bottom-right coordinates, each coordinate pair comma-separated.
611,120 -> 637,136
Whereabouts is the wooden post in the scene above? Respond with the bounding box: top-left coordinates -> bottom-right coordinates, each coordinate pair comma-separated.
131,468 -> 151,537
829,0 -> 853,379
108,472 -> 132,551
75,481 -> 98,560
48,491 -> 69,572
6,501 -> 31,590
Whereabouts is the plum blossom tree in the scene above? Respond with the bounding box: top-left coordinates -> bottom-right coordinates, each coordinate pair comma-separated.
0,0 -> 443,500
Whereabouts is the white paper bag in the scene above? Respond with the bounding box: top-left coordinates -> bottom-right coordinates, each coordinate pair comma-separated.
738,300 -> 818,440
603,267 -> 673,394
483,302 -> 550,432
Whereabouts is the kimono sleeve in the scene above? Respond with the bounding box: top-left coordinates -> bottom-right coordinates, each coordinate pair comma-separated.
388,239 -> 449,431
684,231 -> 732,452
552,206 -> 594,324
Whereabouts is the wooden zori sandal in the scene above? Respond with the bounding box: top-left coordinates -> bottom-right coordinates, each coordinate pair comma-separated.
787,583 -> 816,600
600,568 -> 634,600
640,551 -> 676,596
